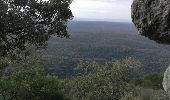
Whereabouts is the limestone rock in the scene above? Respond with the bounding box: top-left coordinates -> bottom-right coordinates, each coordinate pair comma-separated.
163,65 -> 170,98
131,0 -> 170,44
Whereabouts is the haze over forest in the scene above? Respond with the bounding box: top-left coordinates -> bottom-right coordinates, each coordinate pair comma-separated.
0,0 -> 169,99
44,21 -> 170,78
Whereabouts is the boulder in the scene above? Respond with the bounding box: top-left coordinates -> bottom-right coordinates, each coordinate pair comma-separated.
163,65 -> 170,98
131,0 -> 170,97
131,0 -> 170,44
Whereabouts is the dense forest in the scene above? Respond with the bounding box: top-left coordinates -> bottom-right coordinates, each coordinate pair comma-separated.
43,21 -> 170,78
0,0 -> 169,99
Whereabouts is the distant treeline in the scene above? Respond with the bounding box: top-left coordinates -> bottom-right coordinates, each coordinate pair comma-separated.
44,22 -> 170,77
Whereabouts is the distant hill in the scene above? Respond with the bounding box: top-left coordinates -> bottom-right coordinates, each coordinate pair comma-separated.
44,21 -> 170,78
68,21 -> 138,34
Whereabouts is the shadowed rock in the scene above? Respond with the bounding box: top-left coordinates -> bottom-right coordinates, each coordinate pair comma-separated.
131,0 -> 170,44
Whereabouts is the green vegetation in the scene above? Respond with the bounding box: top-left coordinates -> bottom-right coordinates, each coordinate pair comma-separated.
0,57 -> 144,100
0,68 -> 67,100
61,58 -> 141,100
133,73 -> 163,90
0,0 -> 73,99
44,22 -> 170,78
0,4 -> 169,99
0,0 -> 73,56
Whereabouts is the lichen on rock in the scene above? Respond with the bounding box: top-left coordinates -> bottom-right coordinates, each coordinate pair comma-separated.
131,0 -> 170,44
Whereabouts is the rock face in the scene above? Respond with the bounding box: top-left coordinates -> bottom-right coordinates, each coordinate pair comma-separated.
163,65 -> 170,97
131,0 -> 170,97
131,0 -> 170,44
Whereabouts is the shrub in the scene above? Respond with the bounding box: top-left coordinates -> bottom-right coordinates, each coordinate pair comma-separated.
133,73 -> 163,90
0,69 -> 67,100
62,58 -> 141,100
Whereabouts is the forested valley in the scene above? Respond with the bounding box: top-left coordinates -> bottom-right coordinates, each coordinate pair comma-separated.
0,0 -> 169,99
44,21 -> 170,78
41,21 -> 169,99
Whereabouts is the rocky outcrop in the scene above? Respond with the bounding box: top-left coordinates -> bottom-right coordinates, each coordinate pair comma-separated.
131,0 -> 170,44
163,65 -> 170,97
131,0 -> 170,97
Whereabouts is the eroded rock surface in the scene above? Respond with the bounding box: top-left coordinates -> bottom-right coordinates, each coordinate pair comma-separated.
131,0 -> 170,44
163,65 -> 170,98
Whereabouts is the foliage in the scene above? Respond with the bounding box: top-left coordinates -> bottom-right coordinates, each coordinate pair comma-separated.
133,73 -> 163,90
61,58 -> 141,100
0,46 -> 44,78
0,0 -> 73,56
44,22 -> 170,77
0,68 -> 67,100
0,0 -> 73,99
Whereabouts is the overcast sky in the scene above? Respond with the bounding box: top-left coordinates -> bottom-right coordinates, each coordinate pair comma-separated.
70,0 -> 133,22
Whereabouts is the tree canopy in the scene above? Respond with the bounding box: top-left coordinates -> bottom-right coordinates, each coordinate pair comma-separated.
0,0 -> 73,56
0,69 -> 68,100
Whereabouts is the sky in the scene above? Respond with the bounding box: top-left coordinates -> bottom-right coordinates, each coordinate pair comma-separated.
70,0 -> 133,22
